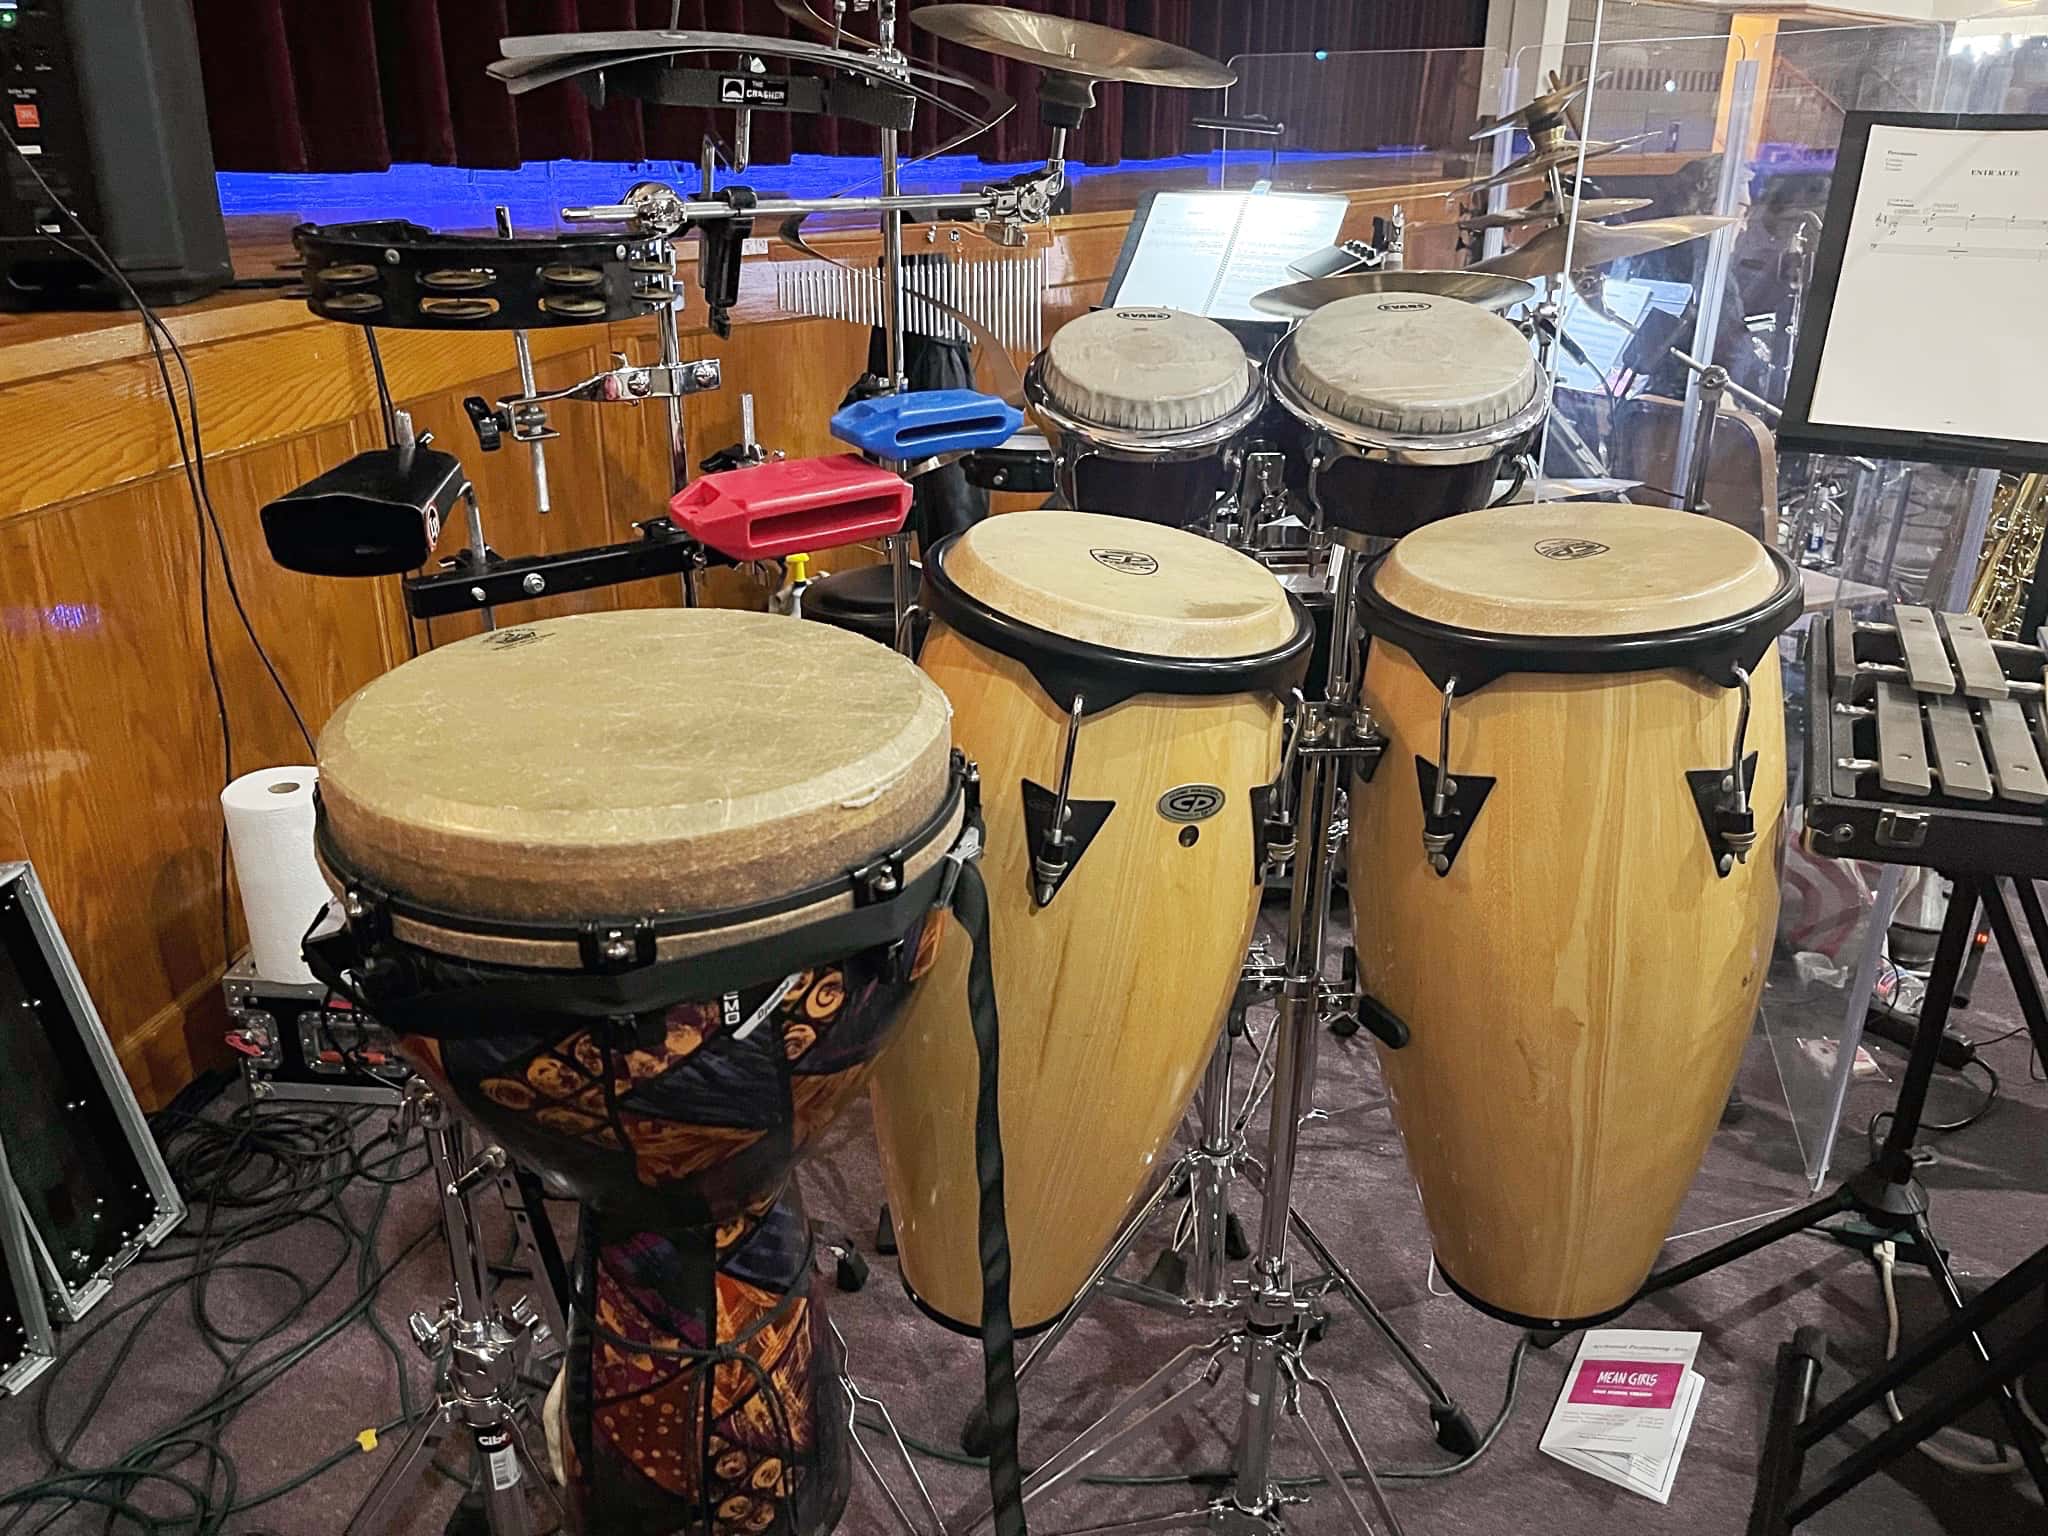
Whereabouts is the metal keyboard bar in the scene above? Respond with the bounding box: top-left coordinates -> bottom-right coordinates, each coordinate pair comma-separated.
1926,693 -> 1993,801
1981,699 -> 2048,804
1875,682 -> 1932,796
1940,612 -> 2009,700
1894,605 -> 1956,695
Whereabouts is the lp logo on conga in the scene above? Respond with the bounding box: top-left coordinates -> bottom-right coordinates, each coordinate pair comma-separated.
1090,548 -> 1160,575
1158,784 -> 1225,822
1535,538 -> 1611,561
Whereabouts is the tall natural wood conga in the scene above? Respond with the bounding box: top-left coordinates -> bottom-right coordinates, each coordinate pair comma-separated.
870,512 -> 1312,1330
1348,505 -> 1801,1330
313,610 -> 968,1535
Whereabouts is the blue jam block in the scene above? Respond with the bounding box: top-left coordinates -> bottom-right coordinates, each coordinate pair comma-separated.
830,389 -> 1023,461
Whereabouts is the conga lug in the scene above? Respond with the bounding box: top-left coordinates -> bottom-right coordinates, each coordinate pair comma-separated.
1020,778 -> 1115,908
1687,751 -> 1761,879
1413,757 -> 1492,877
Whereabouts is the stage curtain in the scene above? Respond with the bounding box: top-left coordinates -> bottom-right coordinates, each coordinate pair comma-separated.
191,0 -> 1489,173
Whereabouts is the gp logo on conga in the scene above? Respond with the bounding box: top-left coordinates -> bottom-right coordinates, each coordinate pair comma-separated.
1090,548 -> 1160,575
1535,538 -> 1611,561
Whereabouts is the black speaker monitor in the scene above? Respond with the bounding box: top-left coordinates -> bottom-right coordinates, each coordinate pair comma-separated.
0,0 -> 231,308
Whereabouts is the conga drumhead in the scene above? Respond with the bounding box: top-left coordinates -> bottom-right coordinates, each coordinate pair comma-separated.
1037,307 -> 1253,433
1276,291 -> 1539,442
937,510 -> 1300,659
1371,503 -> 1785,638
318,609 -> 951,922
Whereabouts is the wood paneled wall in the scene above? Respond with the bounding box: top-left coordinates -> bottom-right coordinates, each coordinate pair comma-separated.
0,180 -> 1467,1108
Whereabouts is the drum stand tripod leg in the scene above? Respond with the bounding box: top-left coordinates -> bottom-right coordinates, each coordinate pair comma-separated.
960,1168 -> 1186,1454
349,1084 -> 560,1536
1287,1210 -> 1478,1453
837,1323 -> 947,1536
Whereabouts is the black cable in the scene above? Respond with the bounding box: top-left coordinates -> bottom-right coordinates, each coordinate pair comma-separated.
0,123 -> 314,760
0,1095 -> 439,1535
1867,1056 -> 2000,1158
363,327 -> 397,446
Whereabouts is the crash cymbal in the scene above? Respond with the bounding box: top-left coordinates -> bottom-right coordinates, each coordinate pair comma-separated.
1470,79 -> 1589,141
1461,137 -> 1628,196
1508,476 -> 1646,503
1250,269 -> 1540,319
1471,215 -> 1739,279
1459,195 -> 1652,232
911,4 -> 1234,87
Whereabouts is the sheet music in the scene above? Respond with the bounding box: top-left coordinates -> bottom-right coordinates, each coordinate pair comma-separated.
1109,192 -> 1349,321
1807,122 -> 2048,447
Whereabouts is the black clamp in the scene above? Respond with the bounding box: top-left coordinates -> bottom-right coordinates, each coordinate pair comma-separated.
463,396 -> 505,452
851,852 -> 908,908
579,919 -> 657,974
695,186 -> 757,339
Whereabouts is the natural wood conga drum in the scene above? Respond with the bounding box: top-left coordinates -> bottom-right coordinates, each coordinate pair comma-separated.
1348,505 -> 1801,1330
871,512 -> 1312,1330
312,610 -> 969,1535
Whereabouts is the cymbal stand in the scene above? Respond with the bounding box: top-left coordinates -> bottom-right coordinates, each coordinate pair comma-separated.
868,0 -> 921,654
348,1083 -> 561,1536
954,543 -> 1413,1536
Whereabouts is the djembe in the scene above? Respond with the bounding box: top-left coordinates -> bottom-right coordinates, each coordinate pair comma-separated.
311,609 -> 972,1534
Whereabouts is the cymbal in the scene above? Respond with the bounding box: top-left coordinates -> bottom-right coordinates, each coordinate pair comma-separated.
1250,269 -> 1540,318
1462,137 -> 1628,196
1471,215 -> 1739,279
1470,79 -> 1588,141
1459,195 -> 1652,232
1509,476 -> 1645,503
911,4 -> 1234,88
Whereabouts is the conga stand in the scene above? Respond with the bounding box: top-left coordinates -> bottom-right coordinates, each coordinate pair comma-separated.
349,1084 -> 562,1536
956,543 -> 1415,1536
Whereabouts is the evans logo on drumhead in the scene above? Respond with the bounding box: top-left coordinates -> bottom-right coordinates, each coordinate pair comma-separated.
1158,784 -> 1225,823
484,628 -> 548,649
1090,548 -> 1160,576
1535,538 -> 1611,561
1114,309 -> 1172,322
1376,300 -> 1433,312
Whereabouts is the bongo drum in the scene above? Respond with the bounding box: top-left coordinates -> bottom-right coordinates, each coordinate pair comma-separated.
1025,308 -> 1265,525
309,610 -> 971,1535
1270,291 -> 1545,537
1347,506 -> 1801,1329
870,512 -> 1313,1330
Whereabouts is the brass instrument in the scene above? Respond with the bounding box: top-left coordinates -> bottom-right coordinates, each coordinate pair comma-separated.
1968,471 -> 2048,638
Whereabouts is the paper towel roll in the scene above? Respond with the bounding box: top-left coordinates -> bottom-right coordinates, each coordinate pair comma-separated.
221,766 -> 331,985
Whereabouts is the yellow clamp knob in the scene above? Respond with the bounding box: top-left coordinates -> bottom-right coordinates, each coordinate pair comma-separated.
356,1428 -> 380,1453
787,552 -> 811,581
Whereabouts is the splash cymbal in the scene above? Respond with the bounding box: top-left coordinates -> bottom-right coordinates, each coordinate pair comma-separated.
1459,195 -> 1652,232
1471,215 -> 1739,279
1462,137 -> 1628,196
911,4 -> 1234,88
1250,269 -> 1540,319
1470,79 -> 1589,141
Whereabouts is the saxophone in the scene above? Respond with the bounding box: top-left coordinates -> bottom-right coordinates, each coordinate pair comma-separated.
1968,471 -> 2048,639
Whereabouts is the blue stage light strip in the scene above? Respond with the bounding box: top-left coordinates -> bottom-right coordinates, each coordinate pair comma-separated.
216,149 -> 1410,228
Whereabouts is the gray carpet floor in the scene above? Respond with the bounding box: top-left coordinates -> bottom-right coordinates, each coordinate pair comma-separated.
4,904 -> 2045,1535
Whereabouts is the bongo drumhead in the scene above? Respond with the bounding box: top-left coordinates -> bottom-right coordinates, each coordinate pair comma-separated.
940,510 -> 1299,659
1038,307 -> 1252,432
1279,291 -> 1538,438
1371,503 -> 1784,639
317,609 -> 952,923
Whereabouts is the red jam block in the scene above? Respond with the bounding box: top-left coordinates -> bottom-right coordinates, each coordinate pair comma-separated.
669,454 -> 912,559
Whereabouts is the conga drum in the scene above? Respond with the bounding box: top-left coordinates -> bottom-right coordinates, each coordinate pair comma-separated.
1348,506 -> 1801,1329
870,512 -> 1313,1330
1268,291 -> 1545,537
310,610 -> 971,1534
1024,307 -> 1266,525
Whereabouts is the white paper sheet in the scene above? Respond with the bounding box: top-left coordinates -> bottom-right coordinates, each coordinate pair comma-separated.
1109,192 -> 1350,320
1807,122 -> 2048,447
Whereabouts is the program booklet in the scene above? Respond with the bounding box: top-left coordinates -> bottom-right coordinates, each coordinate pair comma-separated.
1540,1328 -> 1705,1504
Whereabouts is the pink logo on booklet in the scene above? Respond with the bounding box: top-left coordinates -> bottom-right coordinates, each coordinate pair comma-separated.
1567,1360 -> 1683,1410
